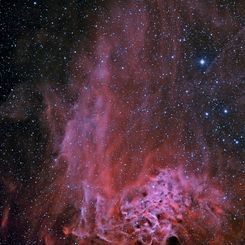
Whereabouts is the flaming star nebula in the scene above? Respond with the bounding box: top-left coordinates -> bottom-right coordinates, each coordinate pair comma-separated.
0,0 -> 244,244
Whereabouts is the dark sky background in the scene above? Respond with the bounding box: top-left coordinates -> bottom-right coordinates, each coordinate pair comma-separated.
0,1 -> 244,244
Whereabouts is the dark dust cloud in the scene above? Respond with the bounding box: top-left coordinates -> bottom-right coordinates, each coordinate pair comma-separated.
0,0 -> 244,244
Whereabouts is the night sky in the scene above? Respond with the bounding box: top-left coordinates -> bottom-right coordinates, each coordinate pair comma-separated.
0,0 -> 244,244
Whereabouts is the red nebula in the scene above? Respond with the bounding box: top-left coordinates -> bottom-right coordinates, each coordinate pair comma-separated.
0,1 -> 244,244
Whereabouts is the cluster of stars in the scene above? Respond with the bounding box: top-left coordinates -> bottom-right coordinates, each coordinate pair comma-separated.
0,0 -> 244,244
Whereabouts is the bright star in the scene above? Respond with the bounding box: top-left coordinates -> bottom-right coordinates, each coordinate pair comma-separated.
223,108 -> 228,114
199,58 -> 205,65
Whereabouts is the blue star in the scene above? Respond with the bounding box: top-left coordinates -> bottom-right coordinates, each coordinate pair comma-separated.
199,58 -> 205,65
223,108 -> 228,114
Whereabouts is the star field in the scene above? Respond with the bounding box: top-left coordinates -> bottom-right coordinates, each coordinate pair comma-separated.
0,1 -> 244,244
